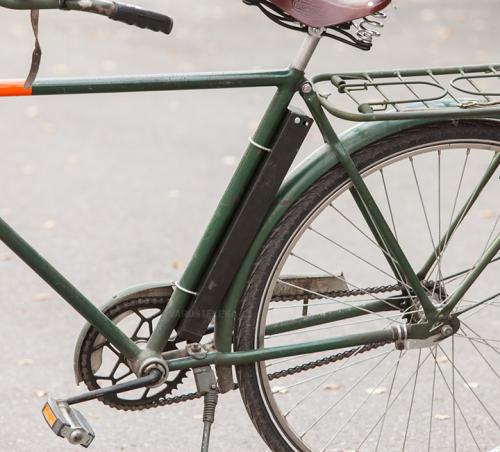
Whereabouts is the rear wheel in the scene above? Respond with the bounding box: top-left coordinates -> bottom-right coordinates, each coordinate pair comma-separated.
235,121 -> 500,451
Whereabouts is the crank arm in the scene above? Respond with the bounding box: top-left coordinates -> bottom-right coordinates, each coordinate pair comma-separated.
41,369 -> 163,447
65,368 -> 163,405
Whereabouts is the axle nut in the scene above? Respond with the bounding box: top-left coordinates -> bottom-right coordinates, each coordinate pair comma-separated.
441,325 -> 454,337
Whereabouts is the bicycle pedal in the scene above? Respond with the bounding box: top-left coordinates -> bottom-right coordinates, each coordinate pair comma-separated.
42,398 -> 95,448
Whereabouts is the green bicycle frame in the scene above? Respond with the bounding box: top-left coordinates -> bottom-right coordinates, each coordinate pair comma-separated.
0,27 -> 498,372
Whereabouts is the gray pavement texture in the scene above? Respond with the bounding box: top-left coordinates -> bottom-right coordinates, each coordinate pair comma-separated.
0,1 -> 498,451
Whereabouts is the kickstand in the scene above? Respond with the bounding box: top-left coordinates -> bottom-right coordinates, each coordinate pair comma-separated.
193,366 -> 219,452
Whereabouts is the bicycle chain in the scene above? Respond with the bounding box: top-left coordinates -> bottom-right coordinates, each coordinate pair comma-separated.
134,341 -> 390,409
114,281 -> 428,411
272,281 -> 436,302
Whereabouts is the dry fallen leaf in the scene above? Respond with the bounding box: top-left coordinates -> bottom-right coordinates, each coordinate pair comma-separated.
221,156 -> 237,166
51,63 -> 70,76
436,355 -> 449,363
167,189 -> 180,199
480,209 -> 496,220
43,219 -> 56,230
0,253 -> 13,261
435,414 -> 450,420
43,122 -> 56,135
433,26 -> 453,41
25,106 -> 39,119
21,165 -> 36,175
464,382 -> 479,389
247,119 -> 260,132
66,154 -> 81,165
101,60 -> 117,72
420,8 -> 436,22
272,386 -> 289,394
366,387 -> 386,395
324,383 -> 344,391
171,260 -> 184,270
32,293 -> 51,302
34,389 -> 47,398
18,358 -> 34,366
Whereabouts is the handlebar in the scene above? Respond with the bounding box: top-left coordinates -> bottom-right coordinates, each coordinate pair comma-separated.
0,0 -> 173,35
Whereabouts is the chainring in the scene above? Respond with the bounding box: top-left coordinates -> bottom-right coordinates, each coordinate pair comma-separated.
77,296 -> 188,411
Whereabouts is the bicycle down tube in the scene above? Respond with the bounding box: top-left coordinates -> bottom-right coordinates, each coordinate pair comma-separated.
0,65 -> 315,356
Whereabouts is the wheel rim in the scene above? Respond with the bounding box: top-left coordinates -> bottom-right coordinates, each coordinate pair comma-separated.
253,141 -> 500,451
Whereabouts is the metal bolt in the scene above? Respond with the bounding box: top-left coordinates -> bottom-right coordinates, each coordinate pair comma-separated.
395,341 -> 405,351
441,325 -> 454,337
301,83 -> 313,94
294,117 -> 301,125
190,343 -> 202,352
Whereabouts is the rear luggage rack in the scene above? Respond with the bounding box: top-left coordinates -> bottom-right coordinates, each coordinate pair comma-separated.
312,64 -> 500,121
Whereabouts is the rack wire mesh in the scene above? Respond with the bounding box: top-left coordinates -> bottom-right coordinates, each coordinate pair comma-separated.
312,64 -> 500,121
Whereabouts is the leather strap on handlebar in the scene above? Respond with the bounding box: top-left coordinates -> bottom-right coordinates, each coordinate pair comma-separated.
24,10 -> 42,89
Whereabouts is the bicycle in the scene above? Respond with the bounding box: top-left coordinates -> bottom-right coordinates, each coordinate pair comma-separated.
0,0 -> 499,450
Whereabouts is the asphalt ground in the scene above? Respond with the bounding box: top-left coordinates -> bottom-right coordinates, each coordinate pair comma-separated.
0,1 -> 499,451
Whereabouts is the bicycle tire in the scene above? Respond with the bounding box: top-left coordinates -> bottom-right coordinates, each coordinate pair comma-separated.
235,120 -> 500,452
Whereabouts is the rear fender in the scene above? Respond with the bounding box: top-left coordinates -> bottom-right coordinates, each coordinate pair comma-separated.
214,116 -> 455,352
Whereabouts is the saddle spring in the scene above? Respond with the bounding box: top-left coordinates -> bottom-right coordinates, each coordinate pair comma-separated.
354,11 -> 387,44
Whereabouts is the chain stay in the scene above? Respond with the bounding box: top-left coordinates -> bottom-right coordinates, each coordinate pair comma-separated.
117,282 -> 419,410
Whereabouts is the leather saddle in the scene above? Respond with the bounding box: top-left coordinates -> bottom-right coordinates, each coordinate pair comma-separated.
269,0 -> 391,27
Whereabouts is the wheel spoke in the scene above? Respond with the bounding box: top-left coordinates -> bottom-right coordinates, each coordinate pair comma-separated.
458,327 -> 500,381
275,349 -> 393,392
402,349 -> 422,451
283,345 -> 377,416
320,352 -> 403,451
429,347 -> 482,451
307,225 -> 414,293
330,204 -> 403,271
425,149 -> 470,280
289,254 -> 409,321
452,336 -> 457,452
357,350 -> 433,450
410,157 -> 440,267
375,351 -> 403,452
437,344 -> 500,430
380,168 -> 399,241
427,346 -> 438,452
299,350 -> 394,437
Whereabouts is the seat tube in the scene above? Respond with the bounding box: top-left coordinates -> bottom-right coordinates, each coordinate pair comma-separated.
147,30 -> 324,354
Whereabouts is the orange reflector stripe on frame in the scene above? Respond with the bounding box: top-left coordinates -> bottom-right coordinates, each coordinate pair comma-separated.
0,81 -> 32,96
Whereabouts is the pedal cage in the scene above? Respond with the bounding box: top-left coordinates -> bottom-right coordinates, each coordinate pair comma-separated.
42,398 -> 95,448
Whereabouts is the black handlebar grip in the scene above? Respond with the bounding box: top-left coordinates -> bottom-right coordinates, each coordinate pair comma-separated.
109,2 -> 173,35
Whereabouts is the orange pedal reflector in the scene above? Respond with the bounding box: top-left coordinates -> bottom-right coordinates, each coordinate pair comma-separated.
42,402 -> 57,427
0,81 -> 32,97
